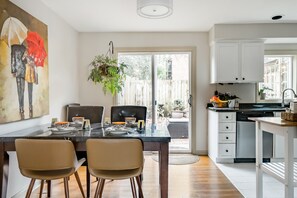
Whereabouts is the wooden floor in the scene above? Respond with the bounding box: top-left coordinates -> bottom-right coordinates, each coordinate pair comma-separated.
31,155 -> 243,198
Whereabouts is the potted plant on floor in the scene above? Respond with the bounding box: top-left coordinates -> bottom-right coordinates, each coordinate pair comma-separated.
88,42 -> 127,96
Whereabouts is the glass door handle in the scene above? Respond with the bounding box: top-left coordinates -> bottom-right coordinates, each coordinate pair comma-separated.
188,95 -> 192,107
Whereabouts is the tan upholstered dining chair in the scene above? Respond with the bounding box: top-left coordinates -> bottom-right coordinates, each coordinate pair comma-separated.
86,139 -> 144,198
15,139 -> 86,198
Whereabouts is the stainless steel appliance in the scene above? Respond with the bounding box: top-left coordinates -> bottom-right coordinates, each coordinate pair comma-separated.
236,111 -> 274,162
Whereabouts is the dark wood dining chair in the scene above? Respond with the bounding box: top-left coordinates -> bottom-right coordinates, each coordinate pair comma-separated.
111,105 -> 147,123
66,105 -> 104,124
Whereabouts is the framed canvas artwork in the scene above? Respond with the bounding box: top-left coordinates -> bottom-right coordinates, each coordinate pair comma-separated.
0,0 -> 49,123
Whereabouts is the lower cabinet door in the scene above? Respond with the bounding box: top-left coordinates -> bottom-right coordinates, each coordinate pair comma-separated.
218,144 -> 235,158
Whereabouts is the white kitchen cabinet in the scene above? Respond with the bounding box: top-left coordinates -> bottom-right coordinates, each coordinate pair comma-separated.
208,110 -> 236,163
210,41 -> 264,83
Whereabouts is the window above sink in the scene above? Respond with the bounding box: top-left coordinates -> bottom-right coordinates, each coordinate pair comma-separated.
257,54 -> 296,102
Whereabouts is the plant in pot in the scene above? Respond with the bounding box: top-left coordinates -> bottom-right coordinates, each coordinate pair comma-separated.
88,54 -> 127,96
171,99 -> 185,118
258,87 -> 273,100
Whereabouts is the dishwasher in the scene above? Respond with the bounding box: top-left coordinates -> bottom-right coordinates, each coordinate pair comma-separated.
235,111 -> 274,162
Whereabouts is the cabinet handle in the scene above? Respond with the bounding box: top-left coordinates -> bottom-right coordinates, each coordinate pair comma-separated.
226,126 -> 229,129
242,77 -> 245,80
235,78 -> 238,80
225,149 -> 229,152
226,116 -> 229,119
226,137 -> 229,139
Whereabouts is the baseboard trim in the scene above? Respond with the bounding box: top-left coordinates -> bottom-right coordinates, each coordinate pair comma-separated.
194,150 -> 208,156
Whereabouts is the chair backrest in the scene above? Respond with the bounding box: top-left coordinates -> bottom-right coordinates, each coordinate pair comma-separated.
66,105 -> 104,124
86,139 -> 143,171
15,139 -> 77,171
110,106 -> 147,123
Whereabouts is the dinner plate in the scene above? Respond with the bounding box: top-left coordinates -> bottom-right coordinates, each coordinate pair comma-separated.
109,131 -> 128,135
51,131 -> 73,135
50,127 -> 77,134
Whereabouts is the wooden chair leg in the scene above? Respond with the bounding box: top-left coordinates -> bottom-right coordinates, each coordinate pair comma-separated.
74,172 -> 86,198
63,177 -> 70,198
130,178 -> 137,198
25,179 -> 36,198
87,168 -> 90,198
39,180 -> 44,198
136,175 -> 144,198
99,179 -> 105,198
47,180 -> 51,197
94,179 -> 100,198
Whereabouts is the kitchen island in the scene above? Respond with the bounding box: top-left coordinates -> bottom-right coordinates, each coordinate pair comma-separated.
250,117 -> 297,198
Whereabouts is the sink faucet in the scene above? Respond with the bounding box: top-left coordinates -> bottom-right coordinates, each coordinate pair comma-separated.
282,88 -> 297,107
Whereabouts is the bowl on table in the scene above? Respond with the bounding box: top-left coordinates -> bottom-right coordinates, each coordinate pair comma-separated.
72,116 -> 84,124
54,121 -> 70,130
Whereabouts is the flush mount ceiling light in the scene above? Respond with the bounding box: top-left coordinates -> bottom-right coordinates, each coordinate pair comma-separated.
137,0 -> 173,19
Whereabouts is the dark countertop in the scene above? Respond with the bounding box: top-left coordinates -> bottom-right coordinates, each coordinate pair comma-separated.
208,103 -> 287,112
0,124 -> 171,143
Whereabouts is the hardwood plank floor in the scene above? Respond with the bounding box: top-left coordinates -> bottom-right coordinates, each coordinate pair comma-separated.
31,155 -> 243,198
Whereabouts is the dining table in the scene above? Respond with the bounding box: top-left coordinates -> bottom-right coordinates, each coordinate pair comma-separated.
0,123 -> 171,198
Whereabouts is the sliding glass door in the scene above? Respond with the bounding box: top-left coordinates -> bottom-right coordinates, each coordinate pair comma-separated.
117,52 -> 191,152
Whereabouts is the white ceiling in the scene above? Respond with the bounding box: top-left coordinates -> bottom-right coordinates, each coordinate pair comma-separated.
41,0 -> 297,32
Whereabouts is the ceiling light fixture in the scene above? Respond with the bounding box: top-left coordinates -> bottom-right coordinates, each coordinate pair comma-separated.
137,0 -> 173,19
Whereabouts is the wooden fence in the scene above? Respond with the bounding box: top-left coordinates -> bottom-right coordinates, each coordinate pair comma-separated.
118,80 -> 189,118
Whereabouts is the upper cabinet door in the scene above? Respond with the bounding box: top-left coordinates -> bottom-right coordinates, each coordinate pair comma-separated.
241,42 -> 264,82
210,41 -> 264,84
211,43 -> 239,83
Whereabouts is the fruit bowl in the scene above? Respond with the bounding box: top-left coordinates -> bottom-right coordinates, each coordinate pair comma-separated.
210,96 -> 228,108
212,101 -> 228,108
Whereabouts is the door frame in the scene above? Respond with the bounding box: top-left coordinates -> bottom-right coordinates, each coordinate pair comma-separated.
114,47 -> 197,153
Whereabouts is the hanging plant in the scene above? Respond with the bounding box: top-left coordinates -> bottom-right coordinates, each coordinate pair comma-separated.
88,42 -> 127,96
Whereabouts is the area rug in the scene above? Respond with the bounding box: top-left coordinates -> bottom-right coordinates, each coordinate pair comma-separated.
151,154 -> 199,165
